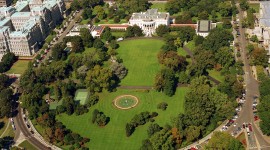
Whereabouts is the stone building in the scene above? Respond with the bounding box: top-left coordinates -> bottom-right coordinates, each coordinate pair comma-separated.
129,9 -> 170,36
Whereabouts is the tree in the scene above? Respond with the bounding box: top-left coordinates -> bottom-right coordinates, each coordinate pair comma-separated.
51,42 -> 66,61
71,36 -> 84,53
174,37 -> 183,48
109,40 -> 119,49
202,28 -> 233,52
156,25 -> 170,37
198,11 -> 209,20
101,28 -> 113,41
154,68 -> 177,96
114,16 -> 120,23
96,113 -> 108,126
205,131 -> 244,150
239,0 -> 249,11
165,0 -> 181,15
147,123 -> 162,137
92,109 -> 99,123
0,89 -> 13,118
0,52 -> 17,73
85,65 -> 116,92
80,28 -> 94,48
215,47 -> 234,68
250,35 -> 259,43
110,62 -> 128,79
258,95 -> 270,135
132,25 -> 143,37
93,38 -> 104,49
117,0 -> 150,13
125,26 -> 134,37
149,128 -> 174,150
250,47 -> 268,67
185,126 -> 201,143
157,102 -> 168,111
82,8 -> 92,20
218,2 -> 232,17
93,5 -> 106,19
185,77 -> 215,126
70,0 -> 81,11
126,123 -> 135,137
158,51 -> 186,71
175,12 -> 192,24
0,74 -> 9,91
194,35 -> 204,46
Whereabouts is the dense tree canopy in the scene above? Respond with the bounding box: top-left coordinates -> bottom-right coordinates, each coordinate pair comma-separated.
0,52 -> 17,73
205,131 -> 244,150
117,0 -> 150,13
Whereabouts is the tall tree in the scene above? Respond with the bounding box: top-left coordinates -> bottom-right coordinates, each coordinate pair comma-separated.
205,131 -> 244,150
80,28 -> 94,48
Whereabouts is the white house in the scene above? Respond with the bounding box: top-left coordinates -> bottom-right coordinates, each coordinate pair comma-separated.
129,9 -> 170,37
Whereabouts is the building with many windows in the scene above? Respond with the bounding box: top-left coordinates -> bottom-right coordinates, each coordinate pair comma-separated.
0,0 -> 66,61
129,9 -> 170,37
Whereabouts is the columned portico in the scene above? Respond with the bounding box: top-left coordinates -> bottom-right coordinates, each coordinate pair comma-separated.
129,9 -> 170,37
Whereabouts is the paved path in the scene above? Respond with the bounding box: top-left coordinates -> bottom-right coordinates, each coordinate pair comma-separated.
0,120 -> 10,138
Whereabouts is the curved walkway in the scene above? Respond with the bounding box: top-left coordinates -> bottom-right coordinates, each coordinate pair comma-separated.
183,45 -> 220,85
0,120 -> 10,138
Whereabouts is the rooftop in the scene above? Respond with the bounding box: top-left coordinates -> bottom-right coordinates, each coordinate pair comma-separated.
0,17 -> 10,27
131,9 -> 169,21
22,19 -> 36,31
10,30 -> 28,37
11,12 -> 31,18
0,26 -> 9,33
15,1 -> 29,12
197,20 -> 211,32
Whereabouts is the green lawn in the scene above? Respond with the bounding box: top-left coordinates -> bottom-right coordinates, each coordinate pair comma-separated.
0,118 -> 8,137
57,88 -> 187,150
19,140 -> 38,150
208,69 -> 225,82
95,19 -> 127,25
49,100 -> 63,110
6,60 -> 30,74
177,47 -> 188,57
111,32 -> 125,38
117,39 -> 164,86
150,2 -> 166,12
249,3 -> 260,13
1,121 -> 14,138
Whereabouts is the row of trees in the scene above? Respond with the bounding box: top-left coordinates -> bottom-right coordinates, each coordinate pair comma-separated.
0,53 -> 17,73
0,74 -> 13,119
36,113 -> 90,148
126,112 -> 158,137
257,69 -> 270,135
166,0 -> 237,23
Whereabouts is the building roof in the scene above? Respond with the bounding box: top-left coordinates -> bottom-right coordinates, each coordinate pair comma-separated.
0,26 -> 9,33
71,24 -> 90,32
0,6 -> 16,14
197,20 -> 211,32
0,17 -> 10,27
31,6 -> 45,11
22,19 -> 36,31
11,12 -> 31,18
15,1 -> 29,12
130,9 -> 169,21
259,2 -> 270,27
10,30 -> 28,37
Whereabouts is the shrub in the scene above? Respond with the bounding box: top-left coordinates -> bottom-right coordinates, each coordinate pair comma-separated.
157,102 -> 168,111
114,17 -> 120,23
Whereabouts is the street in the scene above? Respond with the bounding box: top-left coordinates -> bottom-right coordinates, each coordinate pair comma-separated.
226,4 -> 270,150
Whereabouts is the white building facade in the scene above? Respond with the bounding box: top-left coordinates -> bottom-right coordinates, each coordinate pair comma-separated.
129,9 -> 170,36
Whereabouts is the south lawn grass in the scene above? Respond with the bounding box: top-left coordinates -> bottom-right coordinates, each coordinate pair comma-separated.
19,140 -> 38,150
0,117 -> 8,137
57,88 -> 187,150
208,69 -> 225,82
6,60 -> 30,74
150,2 -> 166,12
117,39 -> 164,86
249,3 -> 260,13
